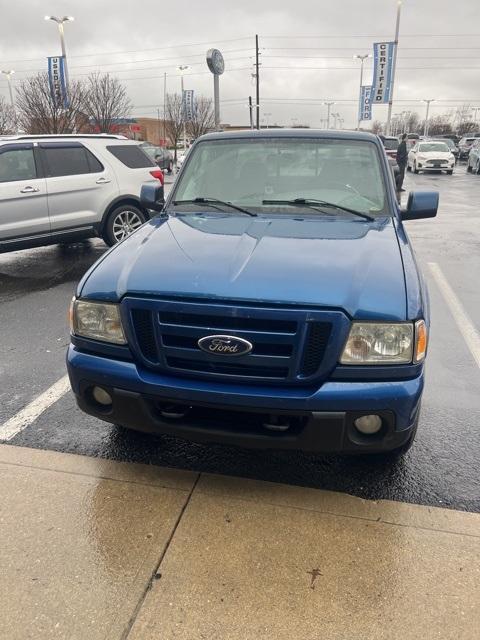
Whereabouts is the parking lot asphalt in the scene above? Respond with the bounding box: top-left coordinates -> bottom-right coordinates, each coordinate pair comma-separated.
1,169 -> 479,512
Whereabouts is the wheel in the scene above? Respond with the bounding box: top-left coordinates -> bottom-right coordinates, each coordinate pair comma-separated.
413,162 -> 419,174
467,163 -> 472,173
446,170 -> 453,175
167,161 -> 173,174
103,204 -> 146,246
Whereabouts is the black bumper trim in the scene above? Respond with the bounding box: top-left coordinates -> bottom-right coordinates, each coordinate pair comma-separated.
74,385 -> 413,454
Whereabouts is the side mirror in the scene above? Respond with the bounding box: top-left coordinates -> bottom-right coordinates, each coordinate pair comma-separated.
401,191 -> 438,221
141,181 -> 165,212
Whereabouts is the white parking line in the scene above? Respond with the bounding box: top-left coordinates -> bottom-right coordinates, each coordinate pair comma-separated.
428,262 -> 480,369
0,374 -> 71,441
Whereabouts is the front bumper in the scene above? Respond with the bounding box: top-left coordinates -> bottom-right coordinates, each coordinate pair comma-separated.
67,346 -> 423,453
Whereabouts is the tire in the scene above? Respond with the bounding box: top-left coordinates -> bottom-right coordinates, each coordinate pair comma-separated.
167,161 -> 173,174
446,170 -> 453,175
413,162 -> 419,174
467,163 -> 472,173
103,204 -> 146,246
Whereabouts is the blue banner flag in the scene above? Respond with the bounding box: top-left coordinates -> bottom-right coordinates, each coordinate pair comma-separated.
372,42 -> 396,103
47,56 -> 69,108
359,86 -> 372,121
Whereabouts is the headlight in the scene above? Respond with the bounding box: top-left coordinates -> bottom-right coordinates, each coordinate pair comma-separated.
340,322 -> 414,364
70,299 -> 126,344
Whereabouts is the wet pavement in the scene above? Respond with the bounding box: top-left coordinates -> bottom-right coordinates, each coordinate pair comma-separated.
2,444 -> 479,640
1,169 -> 480,512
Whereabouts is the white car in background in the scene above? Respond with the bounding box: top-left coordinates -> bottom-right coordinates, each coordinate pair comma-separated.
407,141 -> 455,175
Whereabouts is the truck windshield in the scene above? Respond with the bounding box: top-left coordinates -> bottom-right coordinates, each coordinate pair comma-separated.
172,138 -> 388,216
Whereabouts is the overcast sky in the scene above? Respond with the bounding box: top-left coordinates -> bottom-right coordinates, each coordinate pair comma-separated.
1,0 -> 479,128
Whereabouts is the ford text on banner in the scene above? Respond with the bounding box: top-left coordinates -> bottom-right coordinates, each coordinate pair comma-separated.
359,86 -> 372,121
182,90 -> 195,121
47,56 -> 69,108
372,42 -> 395,103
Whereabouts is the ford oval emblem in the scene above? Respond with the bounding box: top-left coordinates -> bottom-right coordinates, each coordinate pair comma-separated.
198,335 -> 253,357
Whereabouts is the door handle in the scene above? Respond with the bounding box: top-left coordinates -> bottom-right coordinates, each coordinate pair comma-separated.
96,177 -> 111,184
20,186 -> 40,193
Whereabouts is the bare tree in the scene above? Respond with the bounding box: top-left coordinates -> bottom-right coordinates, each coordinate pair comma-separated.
187,96 -> 215,139
16,73 -> 85,134
425,115 -> 453,137
0,96 -> 16,134
457,120 -> 477,136
81,72 -> 131,133
165,93 -> 184,162
371,120 -> 383,134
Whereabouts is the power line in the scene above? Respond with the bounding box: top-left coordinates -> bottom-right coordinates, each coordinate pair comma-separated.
260,34 -> 480,38
8,56 -> 253,76
261,65 -> 480,70
1,36 -> 252,64
264,46 -> 480,50
263,54 -> 477,60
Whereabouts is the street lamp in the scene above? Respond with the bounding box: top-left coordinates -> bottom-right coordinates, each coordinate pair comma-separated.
44,16 -> 74,86
324,102 -> 335,129
422,99 -> 435,137
177,65 -> 190,152
354,54 -> 372,130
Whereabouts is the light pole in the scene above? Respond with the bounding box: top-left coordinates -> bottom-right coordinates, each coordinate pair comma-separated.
423,99 -> 435,137
177,65 -> 189,152
44,15 -> 74,87
324,102 -> 335,129
263,112 -> 272,129
386,0 -> 402,135
354,54 -> 371,130
1,70 -> 17,130
163,72 -> 167,145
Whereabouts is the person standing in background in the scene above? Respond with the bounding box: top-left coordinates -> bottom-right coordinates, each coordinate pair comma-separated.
396,133 -> 408,192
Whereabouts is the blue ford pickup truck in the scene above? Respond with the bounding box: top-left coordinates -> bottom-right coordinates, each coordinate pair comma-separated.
67,130 -> 438,457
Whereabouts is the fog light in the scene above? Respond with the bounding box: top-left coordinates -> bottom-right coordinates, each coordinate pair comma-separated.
92,386 -> 112,406
354,414 -> 382,435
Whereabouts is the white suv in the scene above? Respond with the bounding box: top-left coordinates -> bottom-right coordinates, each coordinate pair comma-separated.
0,134 -> 164,253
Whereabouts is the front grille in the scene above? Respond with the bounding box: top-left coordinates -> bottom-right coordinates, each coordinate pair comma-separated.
128,299 -> 336,385
300,322 -> 332,376
131,309 -> 158,362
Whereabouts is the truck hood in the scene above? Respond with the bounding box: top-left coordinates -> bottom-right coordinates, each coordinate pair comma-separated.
80,214 -> 407,320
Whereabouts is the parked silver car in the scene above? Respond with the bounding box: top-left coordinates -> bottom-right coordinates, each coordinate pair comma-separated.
0,134 -> 164,253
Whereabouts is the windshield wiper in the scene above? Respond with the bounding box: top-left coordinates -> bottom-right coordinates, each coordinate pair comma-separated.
262,198 -> 375,221
173,197 -> 257,217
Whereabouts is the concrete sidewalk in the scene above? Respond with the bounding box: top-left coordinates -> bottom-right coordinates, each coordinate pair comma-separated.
0,444 -> 478,640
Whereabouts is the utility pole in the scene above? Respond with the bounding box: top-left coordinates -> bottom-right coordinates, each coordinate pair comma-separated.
471,106 -> 480,124
354,54 -> 371,130
248,96 -> 254,129
1,70 -> 17,130
386,0 -> 402,135
255,34 -> 260,130
423,99 -> 435,137
324,102 -> 335,129
163,72 -> 167,145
